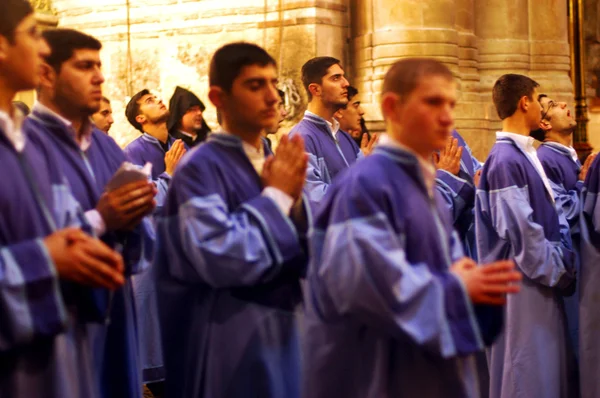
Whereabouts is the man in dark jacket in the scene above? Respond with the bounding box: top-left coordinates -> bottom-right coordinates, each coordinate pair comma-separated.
167,86 -> 211,147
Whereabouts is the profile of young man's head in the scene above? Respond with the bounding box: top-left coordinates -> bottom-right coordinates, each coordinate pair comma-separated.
0,0 -> 44,92
301,56 -> 349,107
380,58 -> 456,156
492,74 -> 541,130
40,29 -> 105,115
208,42 -> 280,133
126,89 -> 169,133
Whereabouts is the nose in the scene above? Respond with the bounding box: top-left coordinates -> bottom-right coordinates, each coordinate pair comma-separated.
38,38 -> 51,58
94,68 -> 105,85
440,105 -> 454,126
358,105 -> 365,116
107,114 -> 114,124
341,77 -> 349,88
560,102 -> 567,109
266,84 -> 279,105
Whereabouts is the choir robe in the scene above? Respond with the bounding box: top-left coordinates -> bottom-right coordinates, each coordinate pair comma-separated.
577,154 -> 600,398
124,133 -> 181,383
303,144 -> 499,398
155,132 -> 310,398
475,136 -> 577,398
25,109 -> 153,398
0,122 -> 101,398
435,130 -> 483,260
124,132 -> 180,210
538,142 -> 582,360
289,112 -> 361,209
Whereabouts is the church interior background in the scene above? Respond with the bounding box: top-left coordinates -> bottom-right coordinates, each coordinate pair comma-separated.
25,0 -> 600,161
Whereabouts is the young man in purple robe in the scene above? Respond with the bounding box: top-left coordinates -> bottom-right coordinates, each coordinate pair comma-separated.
302,58 -> 521,398
25,28 -> 157,398
476,74 -> 578,398
0,3 -> 124,397
289,57 -> 376,208
155,42 -> 310,398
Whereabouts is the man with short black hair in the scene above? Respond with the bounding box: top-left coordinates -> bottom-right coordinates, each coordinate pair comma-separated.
0,4 -> 125,397
155,41 -> 310,398
27,28 -> 156,398
302,58 -> 520,398
334,85 -> 364,141
289,57 -> 376,208
125,89 -> 186,203
167,86 -> 211,147
91,96 -> 114,134
476,74 -> 578,398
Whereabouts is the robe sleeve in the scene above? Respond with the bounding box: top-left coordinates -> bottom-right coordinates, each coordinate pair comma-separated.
309,179 -> 485,358
477,162 -> 576,291
0,239 -> 66,351
542,160 -> 583,233
303,152 -> 332,207
435,169 -> 475,224
156,158 -> 308,288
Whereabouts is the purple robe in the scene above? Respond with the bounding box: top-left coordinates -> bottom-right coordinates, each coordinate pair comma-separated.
155,133 -> 309,398
289,112 -> 361,209
0,124 -> 100,398
475,136 -> 578,398
303,143 -> 499,398
25,109 -> 153,398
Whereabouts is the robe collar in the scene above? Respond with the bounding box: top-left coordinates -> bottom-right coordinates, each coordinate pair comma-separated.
304,110 -> 340,140
31,102 -> 94,151
541,141 -> 580,166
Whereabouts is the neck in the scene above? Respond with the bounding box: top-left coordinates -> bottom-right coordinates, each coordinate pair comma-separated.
544,130 -> 573,147
501,117 -> 531,136
222,120 -> 262,149
39,96 -> 89,142
307,100 -> 338,124
387,127 -> 431,161
0,80 -> 16,116
144,123 -> 169,143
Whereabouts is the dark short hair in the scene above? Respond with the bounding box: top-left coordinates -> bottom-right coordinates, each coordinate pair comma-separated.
209,42 -> 276,93
492,74 -> 539,120
301,56 -> 341,101
382,58 -> 453,101
42,29 -> 102,73
125,89 -> 150,133
340,86 -> 359,110
0,0 -> 33,43
101,96 -> 111,104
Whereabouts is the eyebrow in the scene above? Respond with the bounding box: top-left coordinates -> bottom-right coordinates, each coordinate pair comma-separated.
329,73 -> 343,79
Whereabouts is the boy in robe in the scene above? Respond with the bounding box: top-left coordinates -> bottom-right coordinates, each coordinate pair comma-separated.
532,94 -> 596,362
26,28 -> 157,398
155,42 -> 310,398
167,86 -> 211,147
125,89 -> 187,209
289,57 -> 376,208
334,85 -> 366,143
302,58 -> 521,398
475,74 -> 578,398
262,88 -> 287,151
124,89 -> 187,392
0,3 -> 125,396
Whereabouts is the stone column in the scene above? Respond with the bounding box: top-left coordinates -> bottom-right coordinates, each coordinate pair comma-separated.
351,0 -> 460,132
528,0 -> 573,105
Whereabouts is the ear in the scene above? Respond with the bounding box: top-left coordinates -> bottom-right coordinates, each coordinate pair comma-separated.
381,92 -> 400,122
308,83 -> 321,99
135,114 -> 146,125
38,62 -> 57,91
333,109 -> 343,120
519,95 -> 530,112
539,119 -> 552,132
208,86 -> 224,109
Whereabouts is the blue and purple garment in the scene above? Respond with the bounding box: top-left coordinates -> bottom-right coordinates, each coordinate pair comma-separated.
155,132 -> 310,398
303,141 -> 499,398
576,153 -> 600,398
475,133 -> 577,398
435,130 -> 483,260
289,111 -> 361,209
25,104 -> 153,398
0,113 -> 100,398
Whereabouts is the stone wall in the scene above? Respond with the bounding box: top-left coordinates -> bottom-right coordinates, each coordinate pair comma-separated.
51,0 -> 575,159
52,0 -> 349,148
